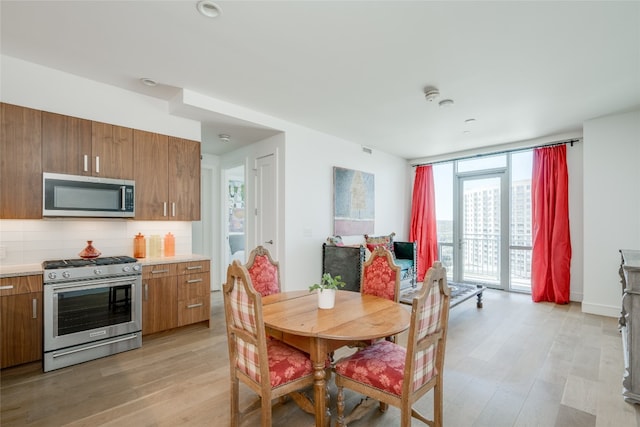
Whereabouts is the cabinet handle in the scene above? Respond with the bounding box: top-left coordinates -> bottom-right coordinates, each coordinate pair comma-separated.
187,278 -> 203,284
95,156 -> 100,174
0,285 -> 14,290
172,202 -> 176,217
84,155 -> 88,172
144,283 -> 148,301
187,303 -> 203,309
32,298 -> 37,319
186,265 -> 203,270
163,202 -> 167,217
151,269 -> 169,274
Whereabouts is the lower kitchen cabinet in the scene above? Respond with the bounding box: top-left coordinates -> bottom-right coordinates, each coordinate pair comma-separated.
141,260 -> 210,335
0,274 -> 43,369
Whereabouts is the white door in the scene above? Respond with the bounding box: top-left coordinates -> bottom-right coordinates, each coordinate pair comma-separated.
255,154 -> 277,253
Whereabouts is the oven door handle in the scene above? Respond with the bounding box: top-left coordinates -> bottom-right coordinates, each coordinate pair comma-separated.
50,276 -> 138,291
51,334 -> 139,358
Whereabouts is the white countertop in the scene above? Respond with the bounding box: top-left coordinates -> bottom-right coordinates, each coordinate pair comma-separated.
0,254 -> 211,278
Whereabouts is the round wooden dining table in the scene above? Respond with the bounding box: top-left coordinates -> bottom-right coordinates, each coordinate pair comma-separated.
262,290 -> 411,427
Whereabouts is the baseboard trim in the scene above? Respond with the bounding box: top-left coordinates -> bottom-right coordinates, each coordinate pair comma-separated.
581,301 -> 621,318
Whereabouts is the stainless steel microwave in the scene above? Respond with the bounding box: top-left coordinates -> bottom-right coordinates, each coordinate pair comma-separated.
43,172 -> 135,218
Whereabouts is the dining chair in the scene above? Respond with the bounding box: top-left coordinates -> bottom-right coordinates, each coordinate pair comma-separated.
222,260 -> 315,427
245,245 -> 281,297
361,245 -> 401,302
359,245 -> 401,344
335,261 -> 451,427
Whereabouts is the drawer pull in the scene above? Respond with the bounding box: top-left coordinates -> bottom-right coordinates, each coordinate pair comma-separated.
186,265 -> 203,270
0,285 -> 14,290
187,303 -> 204,309
151,269 -> 169,274
187,278 -> 203,284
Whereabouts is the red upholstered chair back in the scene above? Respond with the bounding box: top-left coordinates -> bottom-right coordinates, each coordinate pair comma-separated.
245,246 -> 281,297
360,246 -> 401,302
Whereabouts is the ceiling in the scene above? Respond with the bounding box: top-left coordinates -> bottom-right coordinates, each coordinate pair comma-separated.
1,1 -> 639,159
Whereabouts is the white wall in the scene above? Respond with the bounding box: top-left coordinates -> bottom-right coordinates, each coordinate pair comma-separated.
283,127 -> 411,291
181,89 -> 412,292
582,110 -> 640,317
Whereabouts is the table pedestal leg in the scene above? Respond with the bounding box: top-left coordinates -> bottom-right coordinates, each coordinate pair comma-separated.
312,339 -> 330,427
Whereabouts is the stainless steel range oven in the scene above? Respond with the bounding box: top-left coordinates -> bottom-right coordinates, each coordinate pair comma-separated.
43,256 -> 142,372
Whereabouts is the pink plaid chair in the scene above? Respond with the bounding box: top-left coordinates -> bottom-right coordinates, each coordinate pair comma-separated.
335,261 -> 451,427
223,260 -> 314,426
245,246 -> 281,297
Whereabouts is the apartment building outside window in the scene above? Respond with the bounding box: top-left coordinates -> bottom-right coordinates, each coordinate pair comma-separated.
432,150 -> 533,292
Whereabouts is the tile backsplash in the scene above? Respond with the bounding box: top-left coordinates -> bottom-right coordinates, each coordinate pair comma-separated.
0,219 -> 193,265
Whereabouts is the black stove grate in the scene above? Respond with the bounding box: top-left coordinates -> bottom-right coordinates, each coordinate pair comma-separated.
42,256 -> 138,270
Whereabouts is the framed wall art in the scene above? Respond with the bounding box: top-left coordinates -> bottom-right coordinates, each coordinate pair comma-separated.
333,166 -> 374,235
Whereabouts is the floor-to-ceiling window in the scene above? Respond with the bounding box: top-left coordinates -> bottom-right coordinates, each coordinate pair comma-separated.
432,150 -> 533,292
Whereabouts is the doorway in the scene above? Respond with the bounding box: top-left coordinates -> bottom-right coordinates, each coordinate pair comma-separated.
455,173 -> 507,289
224,165 -> 245,267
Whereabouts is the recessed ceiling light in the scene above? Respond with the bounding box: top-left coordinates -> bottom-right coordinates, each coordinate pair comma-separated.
197,0 -> 222,18
438,99 -> 454,108
140,77 -> 157,87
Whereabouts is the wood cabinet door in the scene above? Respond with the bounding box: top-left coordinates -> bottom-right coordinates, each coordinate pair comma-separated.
0,292 -> 43,368
142,276 -> 177,335
42,111 -> 92,175
0,103 -> 42,219
168,137 -> 201,221
133,130 -> 169,220
91,122 -> 134,179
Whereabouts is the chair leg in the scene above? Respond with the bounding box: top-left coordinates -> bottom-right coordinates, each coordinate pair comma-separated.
336,386 -> 346,427
261,395 -> 272,427
434,381 -> 443,427
230,377 -> 239,427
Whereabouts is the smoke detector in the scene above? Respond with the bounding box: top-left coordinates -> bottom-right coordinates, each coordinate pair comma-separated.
424,87 -> 440,102
218,134 -> 231,143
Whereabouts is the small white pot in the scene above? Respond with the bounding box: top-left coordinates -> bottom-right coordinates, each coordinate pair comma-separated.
317,288 -> 336,309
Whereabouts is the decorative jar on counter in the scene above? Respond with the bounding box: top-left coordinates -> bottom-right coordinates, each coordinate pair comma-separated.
149,235 -> 162,257
164,232 -> 175,257
133,233 -> 146,258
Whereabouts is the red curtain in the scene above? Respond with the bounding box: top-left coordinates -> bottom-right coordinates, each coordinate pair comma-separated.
410,165 -> 438,282
531,145 -> 572,304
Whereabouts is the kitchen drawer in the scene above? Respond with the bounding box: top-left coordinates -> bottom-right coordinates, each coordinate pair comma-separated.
142,263 -> 177,279
176,260 -> 210,276
177,272 -> 210,327
0,275 -> 43,297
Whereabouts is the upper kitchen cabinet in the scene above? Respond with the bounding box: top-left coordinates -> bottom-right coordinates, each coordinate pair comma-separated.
134,130 -> 169,220
168,136 -> 201,221
0,103 -> 42,219
91,122 -> 134,180
42,111 -> 92,176
42,113 -> 133,179
134,131 -> 201,221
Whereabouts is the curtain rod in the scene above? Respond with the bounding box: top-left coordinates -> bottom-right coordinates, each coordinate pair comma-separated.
412,138 -> 581,167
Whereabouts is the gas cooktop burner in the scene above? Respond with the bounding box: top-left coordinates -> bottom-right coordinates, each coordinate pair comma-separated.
42,256 -> 138,270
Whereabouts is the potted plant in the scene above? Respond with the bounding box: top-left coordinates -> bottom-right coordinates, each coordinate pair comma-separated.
309,273 -> 346,309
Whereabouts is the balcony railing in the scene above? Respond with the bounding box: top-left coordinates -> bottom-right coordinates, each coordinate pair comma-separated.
437,235 -> 531,290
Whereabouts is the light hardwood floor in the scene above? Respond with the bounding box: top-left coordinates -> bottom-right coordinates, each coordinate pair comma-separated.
1,289 -> 639,426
